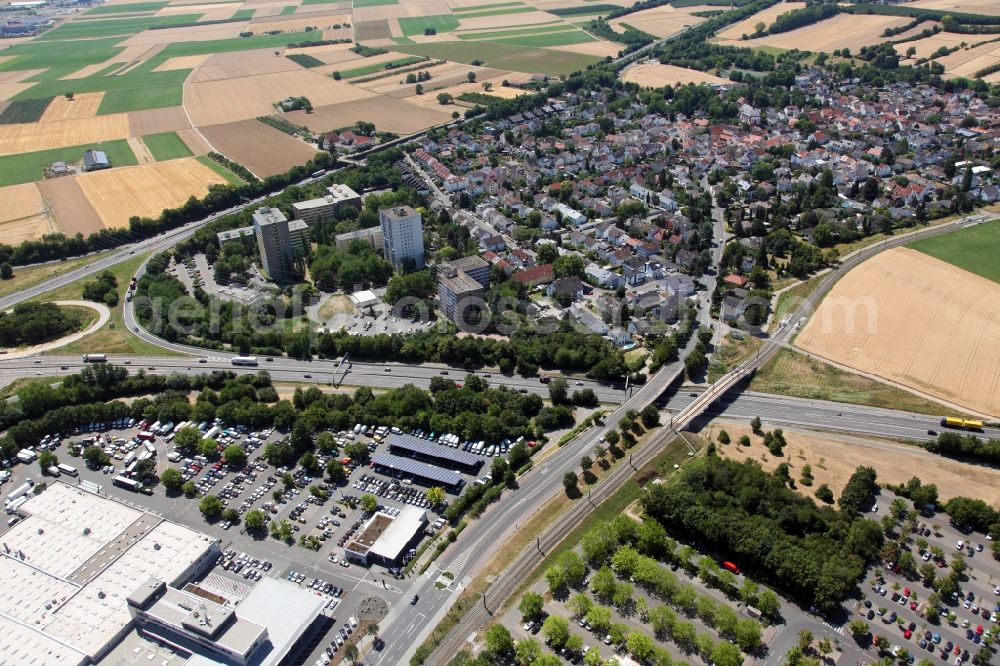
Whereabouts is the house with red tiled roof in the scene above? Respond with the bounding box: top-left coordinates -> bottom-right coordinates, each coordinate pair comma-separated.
511,264 -> 555,287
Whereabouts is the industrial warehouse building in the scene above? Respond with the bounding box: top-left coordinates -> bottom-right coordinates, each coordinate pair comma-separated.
343,506 -> 427,567
385,433 -> 483,475
0,482 -> 323,666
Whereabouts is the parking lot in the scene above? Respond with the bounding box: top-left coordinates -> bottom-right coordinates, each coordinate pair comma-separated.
856,492 -> 999,664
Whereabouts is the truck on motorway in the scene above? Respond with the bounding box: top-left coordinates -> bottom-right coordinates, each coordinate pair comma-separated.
112,475 -> 139,491
231,356 -> 258,367
82,354 -> 107,363
56,464 -> 78,477
940,417 -> 984,431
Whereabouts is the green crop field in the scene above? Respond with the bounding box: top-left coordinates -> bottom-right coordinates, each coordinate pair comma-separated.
37,14 -> 203,41
454,6 -> 535,19
196,155 -> 244,185
230,8 -> 255,20
142,132 -> 193,161
136,31 -> 313,71
0,140 -> 137,187
101,84 -> 184,113
398,15 -> 460,36
84,1 -> 168,15
493,29 -> 594,47
13,69 -> 190,115
457,24 -> 577,41
0,38 -> 125,77
547,4 -> 621,16
909,219 -> 1000,285
338,56 -> 426,78
393,40 -> 601,76
286,53 -> 326,68
453,2 -> 524,12
353,0 -> 399,6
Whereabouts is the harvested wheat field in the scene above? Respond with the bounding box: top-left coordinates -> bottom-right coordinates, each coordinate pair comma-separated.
705,421 -> 1000,508
62,62 -> 124,79
200,119 -> 318,177
550,40 -> 622,58
36,177 -> 103,236
77,158 -> 229,228
154,54 -> 212,72
910,0 -> 1000,15
0,114 -> 130,157
621,62 -> 729,87
357,62 -> 503,95
456,11 -> 556,31
286,96 -> 452,135
933,41 -> 1000,81
120,23 -> 247,46
191,55 -> 303,83
610,4 -> 705,39
249,11 -> 349,33
796,247 -> 1000,418
714,2 -> 805,41
895,32 -> 981,60
0,185 -> 54,244
0,81 -> 34,100
186,69 -> 374,126
722,13 -> 911,53
39,92 -> 104,122
128,106 -> 191,135
0,68 -> 44,84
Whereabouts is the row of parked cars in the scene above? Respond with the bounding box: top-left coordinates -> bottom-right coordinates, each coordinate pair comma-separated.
352,474 -> 434,508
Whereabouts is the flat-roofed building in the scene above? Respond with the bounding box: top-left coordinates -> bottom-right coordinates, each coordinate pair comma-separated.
437,255 -> 490,323
292,184 -> 361,225
252,207 -> 307,282
335,226 -> 382,249
216,226 -> 256,254
0,482 -> 219,664
344,506 -> 427,567
379,206 -> 424,270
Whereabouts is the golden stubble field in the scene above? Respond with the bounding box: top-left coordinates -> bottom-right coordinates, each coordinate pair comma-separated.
715,13 -> 911,52
0,182 -> 54,244
620,61 -> 730,87
795,247 -> 1000,417
0,114 -> 131,156
75,158 -> 229,228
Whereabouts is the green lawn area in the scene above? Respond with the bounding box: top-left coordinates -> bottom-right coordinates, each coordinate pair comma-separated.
453,1 -> 523,11
392,40 -> 601,76
143,132 -> 193,161
454,6 -> 535,19
196,155 -> 244,185
909,219 -> 1000,285
37,14 -> 202,41
338,55 -> 426,78
456,24 -> 576,40
492,29 -> 594,47
398,14 -> 460,37
0,140 -> 136,187
353,0 -> 399,6
85,1 -> 168,15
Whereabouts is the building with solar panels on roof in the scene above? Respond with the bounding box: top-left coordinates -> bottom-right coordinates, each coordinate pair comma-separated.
384,433 -> 483,476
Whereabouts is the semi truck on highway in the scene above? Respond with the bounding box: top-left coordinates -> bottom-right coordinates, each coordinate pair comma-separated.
82,354 -> 107,363
940,417 -> 984,431
231,356 -> 258,366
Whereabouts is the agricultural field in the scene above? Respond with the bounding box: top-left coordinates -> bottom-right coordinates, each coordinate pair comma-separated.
608,3 -> 707,39
908,0 -> 1000,15
0,0 -> 635,241
0,182 -> 55,245
795,247 -> 1000,418
920,40 -> 1000,82
712,1 -> 805,42
713,12 -> 912,52
75,157 -> 230,228
909,218 -> 1000,284
620,61 -> 730,86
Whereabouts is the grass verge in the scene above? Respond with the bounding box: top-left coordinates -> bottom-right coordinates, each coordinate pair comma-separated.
707,332 -> 763,382
750,347 -> 963,417
768,272 -> 826,334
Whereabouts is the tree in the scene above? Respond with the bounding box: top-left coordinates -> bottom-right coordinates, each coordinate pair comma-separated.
626,632 -> 655,661
343,643 -> 359,664
437,92 -> 453,105
712,640 -> 743,666
173,426 -> 201,452
425,486 -> 446,506
83,444 -> 109,468
326,459 -> 346,483
581,455 -> 593,473
548,377 -> 569,403
0,262 -> 12,280
199,495 -> 223,521
467,71 -> 476,83
245,509 -> 267,532
360,494 -> 378,513
756,589 -> 780,619
563,471 -> 578,492
848,620 -> 870,640
38,450 -> 58,473
798,629 -> 813,651
536,243 -> 558,264
222,508 -> 240,524
750,416 -> 762,434
415,83 -> 423,95
542,615 -> 569,648
519,592 -> 544,621
567,592 -> 592,618
161,467 -> 184,492
482,624 -> 514,658
815,484 -> 834,504
640,404 -> 660,428
515,638 -> 542,665
182,480 -> 197,498
718,430 -> 731,445
545,565 -> 566,593
738,434 -> 751,447
605,430 -> 620,446
222,444 -> 246,467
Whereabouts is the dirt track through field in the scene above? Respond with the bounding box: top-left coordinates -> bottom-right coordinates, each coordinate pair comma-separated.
128,136 -> 154,164
795,247 -> 1000,417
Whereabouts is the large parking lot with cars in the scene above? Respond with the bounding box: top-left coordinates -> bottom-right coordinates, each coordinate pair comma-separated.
855,492 -> 999,665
